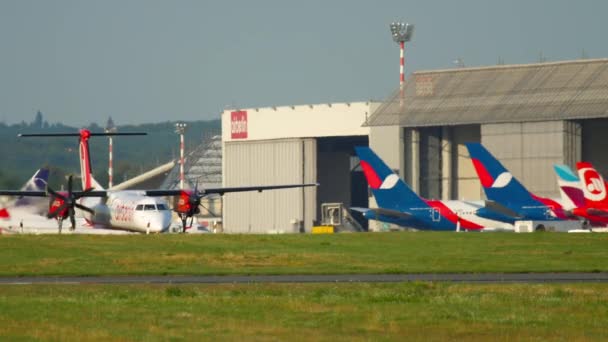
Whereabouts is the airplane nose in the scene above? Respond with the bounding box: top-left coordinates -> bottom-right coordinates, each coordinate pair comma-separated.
162,212 -> 172,230
146,213 -> 172,232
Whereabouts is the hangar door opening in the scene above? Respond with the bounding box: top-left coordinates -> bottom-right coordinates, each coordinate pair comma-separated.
582,118 -> 608,174
403,125 -> 480,201
316,136 -> 369,229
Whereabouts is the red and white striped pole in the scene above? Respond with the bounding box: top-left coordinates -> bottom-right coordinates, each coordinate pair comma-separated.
108,136 -> 113,188
179,132 -> 184,190
390,22 -> 413,107
400,40 -> 405,107
175,122 -> 187,190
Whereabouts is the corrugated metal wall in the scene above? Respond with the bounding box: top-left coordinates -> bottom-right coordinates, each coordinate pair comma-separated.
482,121 -> 580,198
223,138 -> 317,233
564,121 -> 582,168
451,125 -> 482,201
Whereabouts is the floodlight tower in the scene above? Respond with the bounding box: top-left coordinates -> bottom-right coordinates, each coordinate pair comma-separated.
105,117 -> 117,188
175,122 -> 188,189
389,22 -> 414,106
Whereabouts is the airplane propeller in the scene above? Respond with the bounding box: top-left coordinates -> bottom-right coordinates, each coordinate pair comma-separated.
46,175 -> 96,233
176,181 -> 203,233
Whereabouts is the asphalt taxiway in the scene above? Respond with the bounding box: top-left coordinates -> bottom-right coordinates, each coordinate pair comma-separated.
1,273 -> 608,285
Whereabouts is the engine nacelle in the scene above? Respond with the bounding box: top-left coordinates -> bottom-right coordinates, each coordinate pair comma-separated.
174,191 -> 200,217
48,195 -> 68,220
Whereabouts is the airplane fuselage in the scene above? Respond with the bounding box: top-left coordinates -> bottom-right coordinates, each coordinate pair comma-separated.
366,200 -> 514,231
81,191 -> 172,233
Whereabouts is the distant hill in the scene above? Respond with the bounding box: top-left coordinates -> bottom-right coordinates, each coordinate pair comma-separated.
0,114 -> 220,190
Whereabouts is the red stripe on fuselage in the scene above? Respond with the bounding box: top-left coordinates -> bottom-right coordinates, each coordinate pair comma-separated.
530,194 -> 569,219
426,200 -> 484,230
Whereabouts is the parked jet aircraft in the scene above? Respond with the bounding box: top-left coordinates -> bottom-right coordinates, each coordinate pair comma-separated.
353,146 -> 513,231
0,129 -> 317,233
554,162 -> 608,225
0,168 -> 50,219
553,164 -> 586,209
465,142 -> 572,221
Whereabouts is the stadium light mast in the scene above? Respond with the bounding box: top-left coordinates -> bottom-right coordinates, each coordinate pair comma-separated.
175,122 -> 188,190
389,22 -> 414,106
105,117 -> 117,188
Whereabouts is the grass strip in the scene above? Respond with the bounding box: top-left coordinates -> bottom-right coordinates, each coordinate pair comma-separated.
0,232 -> 607,276
0,283 -> 607,341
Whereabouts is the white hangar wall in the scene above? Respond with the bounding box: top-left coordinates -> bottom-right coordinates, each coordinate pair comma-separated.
221,102 -> 372,233
222,102 -> 371,142
223,139 -> 316,233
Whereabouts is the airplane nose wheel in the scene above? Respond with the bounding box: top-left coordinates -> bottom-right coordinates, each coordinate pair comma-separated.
57,218 -> 63,234
181,217 -> 186,233
179,213 -> 191,234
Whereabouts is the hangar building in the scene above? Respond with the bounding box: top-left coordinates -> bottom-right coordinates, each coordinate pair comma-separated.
366,58 -> 608,202
220,102 -> 376,233
219,58 -> 608,233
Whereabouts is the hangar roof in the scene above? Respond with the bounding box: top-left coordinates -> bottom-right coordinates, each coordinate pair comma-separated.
365,58 -> 608,127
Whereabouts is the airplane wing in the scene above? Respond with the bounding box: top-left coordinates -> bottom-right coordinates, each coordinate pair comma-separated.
0,191 -> 48,197
0,190 -> 108,198
1,184 -> 317,199
145,183 -> 318,197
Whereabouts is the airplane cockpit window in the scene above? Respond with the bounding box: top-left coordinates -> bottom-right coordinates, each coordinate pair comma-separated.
156,204 -> 168,210
144,204 -> 156,211
135,205 -> 144,211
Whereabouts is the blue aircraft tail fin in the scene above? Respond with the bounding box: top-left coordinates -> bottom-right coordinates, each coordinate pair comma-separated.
14,168 -> 50,207
464,143 -> 539,208
22,168 -> 49,191
355,147 -> 428,211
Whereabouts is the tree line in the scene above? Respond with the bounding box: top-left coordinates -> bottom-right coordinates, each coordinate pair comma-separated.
0,113 -> 220,190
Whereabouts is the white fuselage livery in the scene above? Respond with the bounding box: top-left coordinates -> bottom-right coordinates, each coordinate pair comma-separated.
81,191 -> 172,233
443,200 -> 515,231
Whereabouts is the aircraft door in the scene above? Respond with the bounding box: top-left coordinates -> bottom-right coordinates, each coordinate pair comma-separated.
545,206 -> 554,220
431,208 -> 441,222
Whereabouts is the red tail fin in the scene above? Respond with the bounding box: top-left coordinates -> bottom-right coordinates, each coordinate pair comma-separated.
577,162 -> 608,208
79,129 -> 93,190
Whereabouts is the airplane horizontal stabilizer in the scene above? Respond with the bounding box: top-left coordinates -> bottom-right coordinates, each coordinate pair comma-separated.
482,200 -> 523,218
350,207 -> 413,220
585,208 -> 608,217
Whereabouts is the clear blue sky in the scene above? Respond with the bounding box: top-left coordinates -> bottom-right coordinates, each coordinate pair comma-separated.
1,0 -> 607,126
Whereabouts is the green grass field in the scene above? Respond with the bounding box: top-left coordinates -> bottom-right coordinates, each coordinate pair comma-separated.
0,283 -> 607,341
0,232 -> 607,276
2,232 -> 608,340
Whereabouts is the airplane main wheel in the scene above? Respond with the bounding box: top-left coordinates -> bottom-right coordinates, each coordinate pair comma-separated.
535,224 -> 546,232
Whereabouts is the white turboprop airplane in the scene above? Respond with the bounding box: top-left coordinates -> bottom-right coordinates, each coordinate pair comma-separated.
0,129 -> 317,233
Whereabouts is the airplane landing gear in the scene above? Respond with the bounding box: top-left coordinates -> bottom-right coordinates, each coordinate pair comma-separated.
69,208 -> 76,232
178,213 -> 193,233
